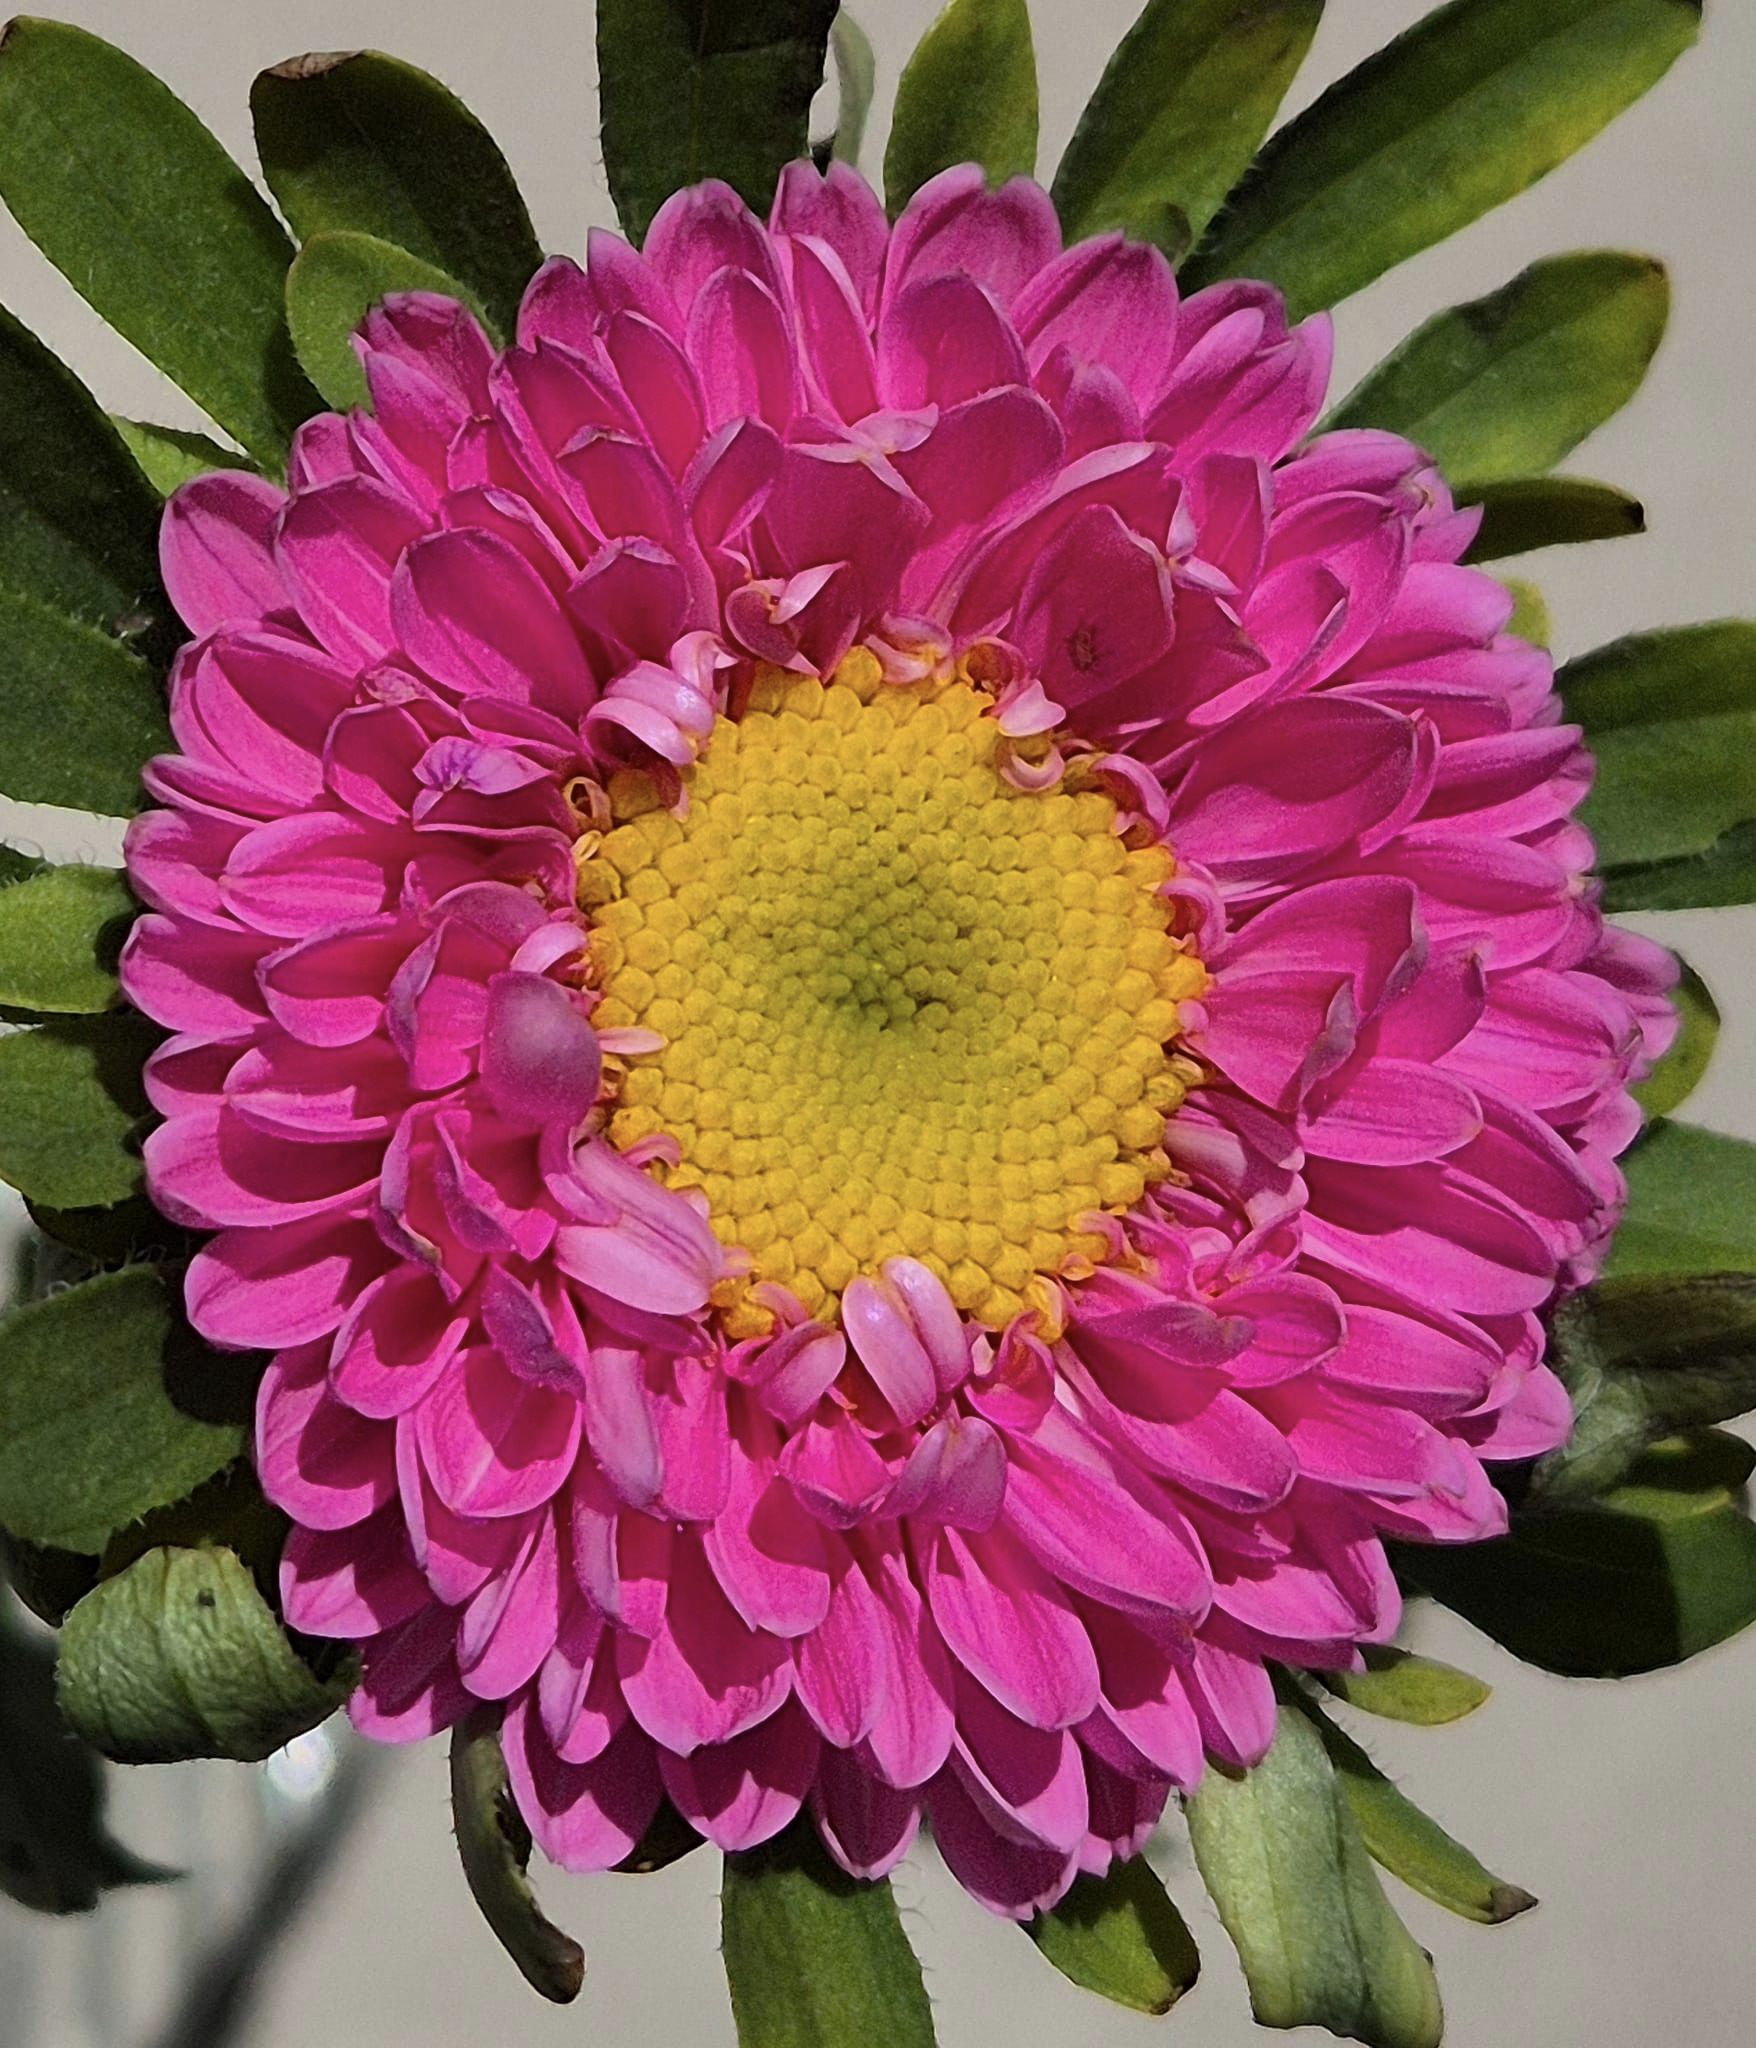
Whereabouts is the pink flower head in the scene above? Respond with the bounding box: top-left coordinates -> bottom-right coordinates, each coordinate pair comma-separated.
124,162 -> 1677,1917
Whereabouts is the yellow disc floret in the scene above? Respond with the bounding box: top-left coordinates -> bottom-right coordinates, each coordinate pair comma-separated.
582,656 -> 1205,1331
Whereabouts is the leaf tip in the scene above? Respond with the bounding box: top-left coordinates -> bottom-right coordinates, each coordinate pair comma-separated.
265,49 -> 363,83
1487,1883 -> 1539,1923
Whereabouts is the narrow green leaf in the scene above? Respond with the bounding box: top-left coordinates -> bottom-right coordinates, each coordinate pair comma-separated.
828,14 -> 877,167
1612,1121 -> 1756,1277
1296,1694 -> 1535,1925
599,0 -> 839,245
57,1544 -> 353,1763
1053,0 -> 1322,251
722,1817 -> 936,2048
1331,253 -> 1667,491
0,1013 -> 158,1210
1319,1645 -> 1491,1725
0,586 -> 169,817
252,51 -> 542,341
286,230 -> 488,412
1406,1430 -> 1756,1677
1634,960 -> 1717,1118
1463,477 -> 1645,562
112,419 -> 242,497
449,1710 -> 585,2004
0,865 -> 133,1013
0,19 -> 317,465
885,0 -> 1037,214
1186,1705 -> 1444,2048
1026,1858 -> 1200,2015
1183,0 -> 1702,319
0,301 -> 164,635
1502,578 -> 1550,647
0,1267 -> 245,1555
1601,821 -> 1756,913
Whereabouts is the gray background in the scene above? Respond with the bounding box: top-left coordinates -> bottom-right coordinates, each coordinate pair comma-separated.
2,2 -> 1753,2044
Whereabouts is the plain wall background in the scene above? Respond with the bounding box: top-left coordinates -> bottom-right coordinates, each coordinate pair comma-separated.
1,3 -> 1754,2044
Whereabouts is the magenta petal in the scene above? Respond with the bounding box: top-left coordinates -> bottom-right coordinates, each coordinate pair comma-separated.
504,1695 -> 663,1872
927,1526 -> 1099,1731
659,1698 -> 820,1851
161,472 -> 289,634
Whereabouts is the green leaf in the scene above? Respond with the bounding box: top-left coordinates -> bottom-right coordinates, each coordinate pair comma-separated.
722,1816 -> 936,2048
0,864 -> 133,1013
1559,622 -> 1756,899
449,1710 -> 585,2004
112,419 -> 242,497
0,300 -> 164,637
1406,1430 -> 1756,1677
1,1532 -> 98,1625
1634,959 -> 1717,1118
1533,1275 -> 1756,1504
1463,477 -> 1645,562
1330,253 -> 1668,491
1026,1858 -> 1200,2016
0,1267 -> 246,1555
1602,821 -> 1756,913
1183,0 -> 1702,319
1185,1705 -> 1444,2048
827,14 -> 877,167
1612,1121 -> 1756,1277
0,19 -> 317,467
0,586 -> 168,815
0,1012 -> 160,1210
599,0 -> 839,245
885,0 -> 1037,215
1052,0 -> 1322,252
1501,578 -> 1550,648
57,1543 -> 354,1763
251,51 -> 541,341
26,1193 -> 190,1266
1295,1693 -> 1535,1925
0,1594 -> 171,1912
286,230 -> 488,412
1318,1645 -> 1491,1725
614,1798 -> 706,1873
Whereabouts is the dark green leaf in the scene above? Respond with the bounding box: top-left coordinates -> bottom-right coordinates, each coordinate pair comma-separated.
449,1710 -> 585,2004
1052,0 -> 1322,251
0,864 -> 133,1013
1295,1693 -> 1534,1924
1502,578 -> 1550,648
27,1193 -> 192,1266
112,419 -> 243,497
1,1533 -> 98,1625
722,1816 -> 936,2048
1602,821 -> 1756,913
0,301 -> 164,636
598,0 -> 839,245
0,847 -> 42,889
0,18 -> 317,465
1406,1430 -> 1756,1676
0,1594 -> 171,1912
1633,959 -> 1717,1117
286,230 -> 487,411
1318,1645 -> 1491,1725
884,0 -> 1037,214
1026,1858 -> 1200,2016
0,586 -> 168,815
0,1012 -> 159,1209
57,1544 -> 354,1763
614,1798 -> 706,1873
252,51 -> 541,341
1612,1121 -> 1756,1277
1185,1705 -> 1444,2048
0,1266 -> 246,1555
1183,0 -> 1702,319
1463,477 -> 1645,562
826,14 -> 876,167
1533,1275 -> 1756,1504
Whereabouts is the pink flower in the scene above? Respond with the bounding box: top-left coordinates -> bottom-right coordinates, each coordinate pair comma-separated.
123,162 -> 1676,1917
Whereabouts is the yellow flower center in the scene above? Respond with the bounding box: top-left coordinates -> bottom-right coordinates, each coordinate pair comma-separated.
582,654 -> 1204,1334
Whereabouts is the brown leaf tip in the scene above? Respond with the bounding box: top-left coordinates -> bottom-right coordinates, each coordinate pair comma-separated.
267,50 -> 363,82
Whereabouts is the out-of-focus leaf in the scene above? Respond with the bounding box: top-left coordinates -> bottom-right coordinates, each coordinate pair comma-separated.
1463,476 -> 1645,562
286,229 -> 486,411
0,588 -> 167,815
0,865 -> 133,1013
112,419 -> 242,497
0,18 -> 317,465
0,1013 -> 159,1210
1,1534 -> 97,1626
1502,578 -> 1550,647
1183,0 -> 1702,319
57,1544 -> 354,1763
885,0 -> 1037,213
252,50 -> 541,340
1053,0 -> 1322,252
1612,1121 -> 1756,1276
449,1710 -> 585,2004
26,1193 -> 190,1266
1186,1705 -> 1444,2047
1318,1645 -> 1491,1725
826,14 -> 876,167
1026,1858 -> 1200,2015
0,1266 -> 245,1556
722,1816 -> 936,2048
1407,1430 -> 1756,1677
599,0 -> 839,245
1634,959 -> 1717,1117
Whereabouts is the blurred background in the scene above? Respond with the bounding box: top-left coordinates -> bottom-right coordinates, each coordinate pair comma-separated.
1,2 -> 1752,2043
